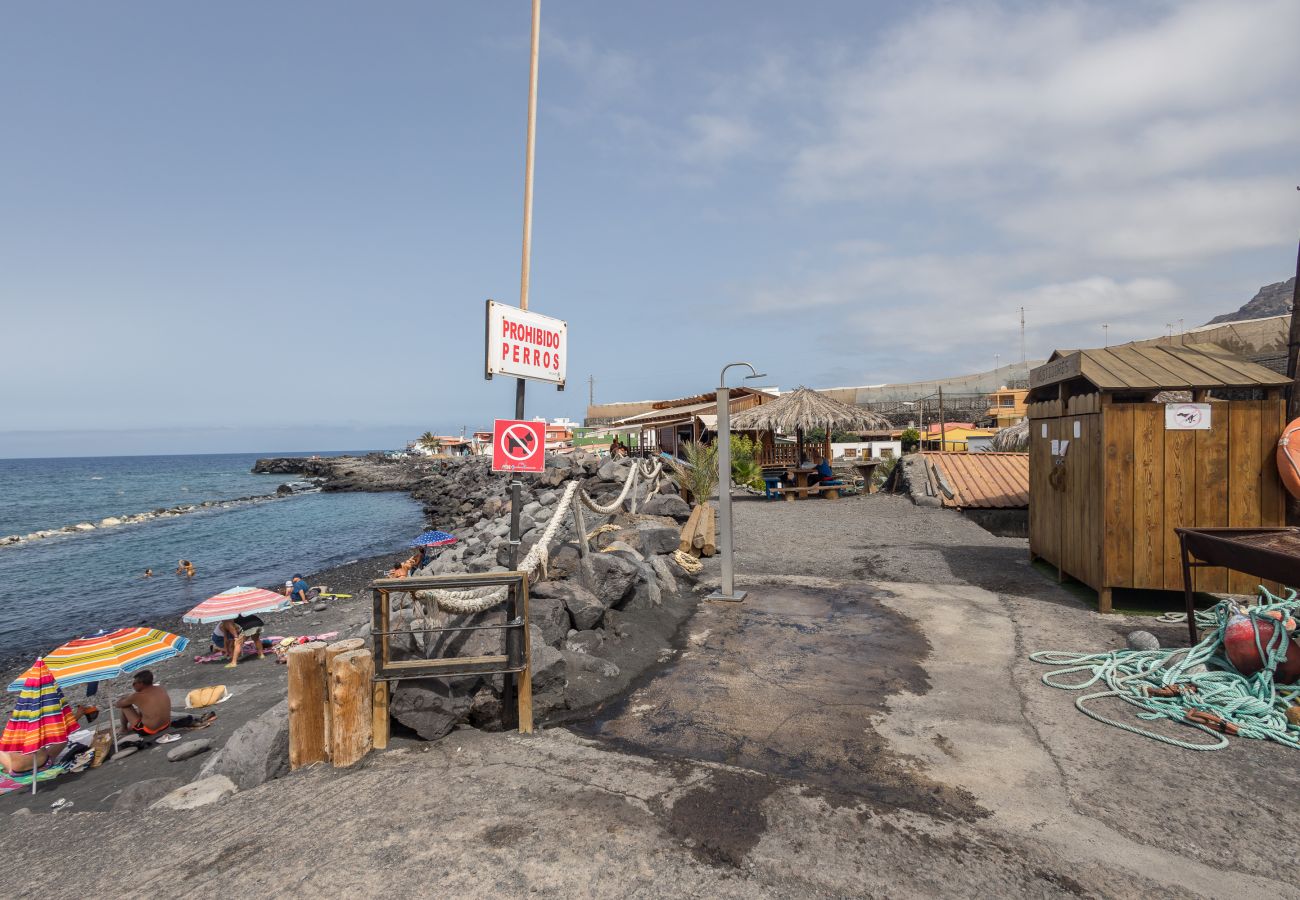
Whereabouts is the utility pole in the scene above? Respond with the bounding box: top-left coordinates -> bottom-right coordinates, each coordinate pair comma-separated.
937,386 -> 946,452
1103,323 -> 1109,347
588,374 -> 594,407
1020,307 -> 1026,363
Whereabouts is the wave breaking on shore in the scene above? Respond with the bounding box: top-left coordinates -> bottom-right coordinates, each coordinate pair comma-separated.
0,481 -> 320,549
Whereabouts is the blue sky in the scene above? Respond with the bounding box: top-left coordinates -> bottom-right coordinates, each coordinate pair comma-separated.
3,1 -> 1297,456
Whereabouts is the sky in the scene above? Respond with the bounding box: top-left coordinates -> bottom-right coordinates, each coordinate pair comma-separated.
2,1 -> 1297,457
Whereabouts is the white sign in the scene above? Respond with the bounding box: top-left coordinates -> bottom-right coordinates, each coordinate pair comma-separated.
485,300 -> 568,387
1073,420 -> 1081,439
1165,402 -> 1211,430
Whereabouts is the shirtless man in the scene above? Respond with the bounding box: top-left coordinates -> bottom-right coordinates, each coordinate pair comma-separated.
114,670 -> 171,737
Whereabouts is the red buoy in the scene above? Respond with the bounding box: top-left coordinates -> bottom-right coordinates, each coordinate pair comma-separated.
1223,614 -> 1300,684
1277,417 -> 1300,500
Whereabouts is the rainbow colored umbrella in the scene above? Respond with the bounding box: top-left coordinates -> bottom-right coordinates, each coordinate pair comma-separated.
6,627 -> 190,693
1,659 -> 78,794
410,529 -> 457,548
183,586 -> 290,625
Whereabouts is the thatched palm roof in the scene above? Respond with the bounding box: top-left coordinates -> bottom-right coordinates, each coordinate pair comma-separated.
731,386 -> 892,433
990,419 -> 1029,452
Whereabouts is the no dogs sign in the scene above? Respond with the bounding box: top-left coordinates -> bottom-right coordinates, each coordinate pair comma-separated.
492,419 -> 546,473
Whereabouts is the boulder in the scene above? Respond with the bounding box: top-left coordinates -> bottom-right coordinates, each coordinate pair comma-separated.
562,649 -> 620,678
597,460 -> 631,482
565,630 -> 605,655
113,777 -> 184,811
99,517 -> 122,527
1126,631 -> 1160,651
602,540 -> 643,561
649,555 -> 681,595
167,739 -> 213,762
152,775 -> 237,810
72,522 -> 96,532
197,700 -> 290,790
621,563 -> 663,611
584,553 -> 640,606
627,524 -> 680,557
529,594 -> 570,647
390,679 -> 472,740
641,495 -> 691,521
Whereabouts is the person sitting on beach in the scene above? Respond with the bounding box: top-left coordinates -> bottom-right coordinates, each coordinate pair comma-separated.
287,574 -> 311,604
114,670 -> 172,737
176,559 -> 195,578
216,614 -> 265,668
808,456 -> 834,487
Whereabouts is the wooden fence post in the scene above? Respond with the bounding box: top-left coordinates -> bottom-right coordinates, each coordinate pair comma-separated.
323,638 -> 365,759
287,641 -> 327,770
372,680 -> 390,750
330,649 -> 374,767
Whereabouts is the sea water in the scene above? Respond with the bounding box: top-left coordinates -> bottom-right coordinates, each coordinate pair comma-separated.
0,453 -> 423,663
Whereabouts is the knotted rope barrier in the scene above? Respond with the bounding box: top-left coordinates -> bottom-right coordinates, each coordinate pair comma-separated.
1030,588 -> 1300,751
413,458 -> 664,615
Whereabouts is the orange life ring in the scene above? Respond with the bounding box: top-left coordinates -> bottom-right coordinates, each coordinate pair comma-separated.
1278,417 -> 1300,500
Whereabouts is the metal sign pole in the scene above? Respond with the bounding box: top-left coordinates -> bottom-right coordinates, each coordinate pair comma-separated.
510,0 -> 541,570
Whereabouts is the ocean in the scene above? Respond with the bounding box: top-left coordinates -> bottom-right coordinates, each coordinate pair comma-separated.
0,452 -> 424,664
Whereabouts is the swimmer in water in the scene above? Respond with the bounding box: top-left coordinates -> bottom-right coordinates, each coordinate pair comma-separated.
143,568 -> 153,578
175,559 -> 195,578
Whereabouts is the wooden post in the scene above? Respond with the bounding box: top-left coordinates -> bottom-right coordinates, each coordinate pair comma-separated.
372,680 -> 390,750
287,641 -> 327,770
517,580 -> 534,735
572,499 -> 590,559
330,649 -> 374,768
937,387 -> 946,452
323,638 -> 365,759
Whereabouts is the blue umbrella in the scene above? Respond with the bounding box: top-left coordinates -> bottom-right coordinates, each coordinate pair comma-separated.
410,530 -> 457,548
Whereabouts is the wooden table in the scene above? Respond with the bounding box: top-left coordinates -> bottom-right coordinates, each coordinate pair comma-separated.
1175,527 -> 1300,646
852,459 -> 882,494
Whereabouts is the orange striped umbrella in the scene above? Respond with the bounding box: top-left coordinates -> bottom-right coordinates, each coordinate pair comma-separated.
183,586 -> 289,624
6,627 -> 190,692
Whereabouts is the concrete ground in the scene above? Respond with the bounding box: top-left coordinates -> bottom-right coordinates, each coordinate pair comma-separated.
5,494 -> 1299,898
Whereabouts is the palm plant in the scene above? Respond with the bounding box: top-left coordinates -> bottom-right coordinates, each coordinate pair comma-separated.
418,431 -> 442,452
669,441 -> 719,505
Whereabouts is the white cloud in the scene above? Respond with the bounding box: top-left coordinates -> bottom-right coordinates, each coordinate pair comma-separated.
677,113 -> 758,165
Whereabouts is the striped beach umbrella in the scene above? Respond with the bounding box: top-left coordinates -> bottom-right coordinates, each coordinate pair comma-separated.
410,529 -> 457,548
183,586 -> 290,625
6,627 -> 191,692
1,659 -> 78,794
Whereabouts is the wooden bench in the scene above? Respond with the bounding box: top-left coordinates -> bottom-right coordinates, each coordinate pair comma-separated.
774,484 -> 842,500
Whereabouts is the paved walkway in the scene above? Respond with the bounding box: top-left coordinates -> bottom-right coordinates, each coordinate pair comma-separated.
5,495 -> 1299,898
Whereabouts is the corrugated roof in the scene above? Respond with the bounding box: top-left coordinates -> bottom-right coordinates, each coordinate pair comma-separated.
923,451 -> 1029,509
1029,342 -> 1289,398
613,399 -> 718,427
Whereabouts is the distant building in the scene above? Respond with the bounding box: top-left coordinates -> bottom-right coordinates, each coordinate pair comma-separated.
984,387 -> 1028,428
922,423 -> 997,452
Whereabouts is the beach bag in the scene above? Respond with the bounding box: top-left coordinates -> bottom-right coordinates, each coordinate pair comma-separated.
186,685 -> 228,709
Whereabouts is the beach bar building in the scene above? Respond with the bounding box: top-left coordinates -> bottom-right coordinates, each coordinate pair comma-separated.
613,388 -> 774,458
1026,343 -> 1290,611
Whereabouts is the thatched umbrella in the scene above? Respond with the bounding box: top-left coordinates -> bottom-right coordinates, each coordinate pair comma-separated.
731,386 -> 892,462
990,419 -> 1029,452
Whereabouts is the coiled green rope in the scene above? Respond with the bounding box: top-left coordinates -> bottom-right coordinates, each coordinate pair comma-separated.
1030,588 -> 1300,751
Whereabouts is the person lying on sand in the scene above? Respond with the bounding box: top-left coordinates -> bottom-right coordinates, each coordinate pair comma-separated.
0,744 -> 65,776
114,669 -> 171,737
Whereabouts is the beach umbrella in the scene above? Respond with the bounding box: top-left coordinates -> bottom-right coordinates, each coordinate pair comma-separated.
6,627 -> 191,755
6,627 -> 191,692
183,586 -> 290,625
410,529 -> 457,548
0,659 -> 78,794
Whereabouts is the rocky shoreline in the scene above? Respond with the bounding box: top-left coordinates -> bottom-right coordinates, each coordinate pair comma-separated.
252,451 -> 704,739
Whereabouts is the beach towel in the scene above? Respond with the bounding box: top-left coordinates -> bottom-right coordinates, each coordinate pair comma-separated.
185,686 -> 229,709
0,762 -> 66,793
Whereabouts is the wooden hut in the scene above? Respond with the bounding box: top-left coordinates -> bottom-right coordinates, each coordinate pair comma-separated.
1026,343 -> 1290,611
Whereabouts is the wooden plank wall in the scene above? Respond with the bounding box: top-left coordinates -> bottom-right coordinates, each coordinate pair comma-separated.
1102,399 -> 1284,592
1028,417 -> 1057,566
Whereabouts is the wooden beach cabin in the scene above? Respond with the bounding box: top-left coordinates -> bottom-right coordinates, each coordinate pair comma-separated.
1026,343 -> 1290,611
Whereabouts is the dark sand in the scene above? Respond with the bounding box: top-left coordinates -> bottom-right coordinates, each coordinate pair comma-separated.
0,550 -> 409,813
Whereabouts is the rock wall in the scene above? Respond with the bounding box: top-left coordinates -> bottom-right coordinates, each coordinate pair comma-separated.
385,452 -> 699,739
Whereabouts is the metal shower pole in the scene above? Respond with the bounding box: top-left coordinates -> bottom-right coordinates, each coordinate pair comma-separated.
709,361 -> 766,603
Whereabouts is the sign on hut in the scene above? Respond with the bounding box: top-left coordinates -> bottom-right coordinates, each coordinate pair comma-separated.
1026,342 -> 1290,612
